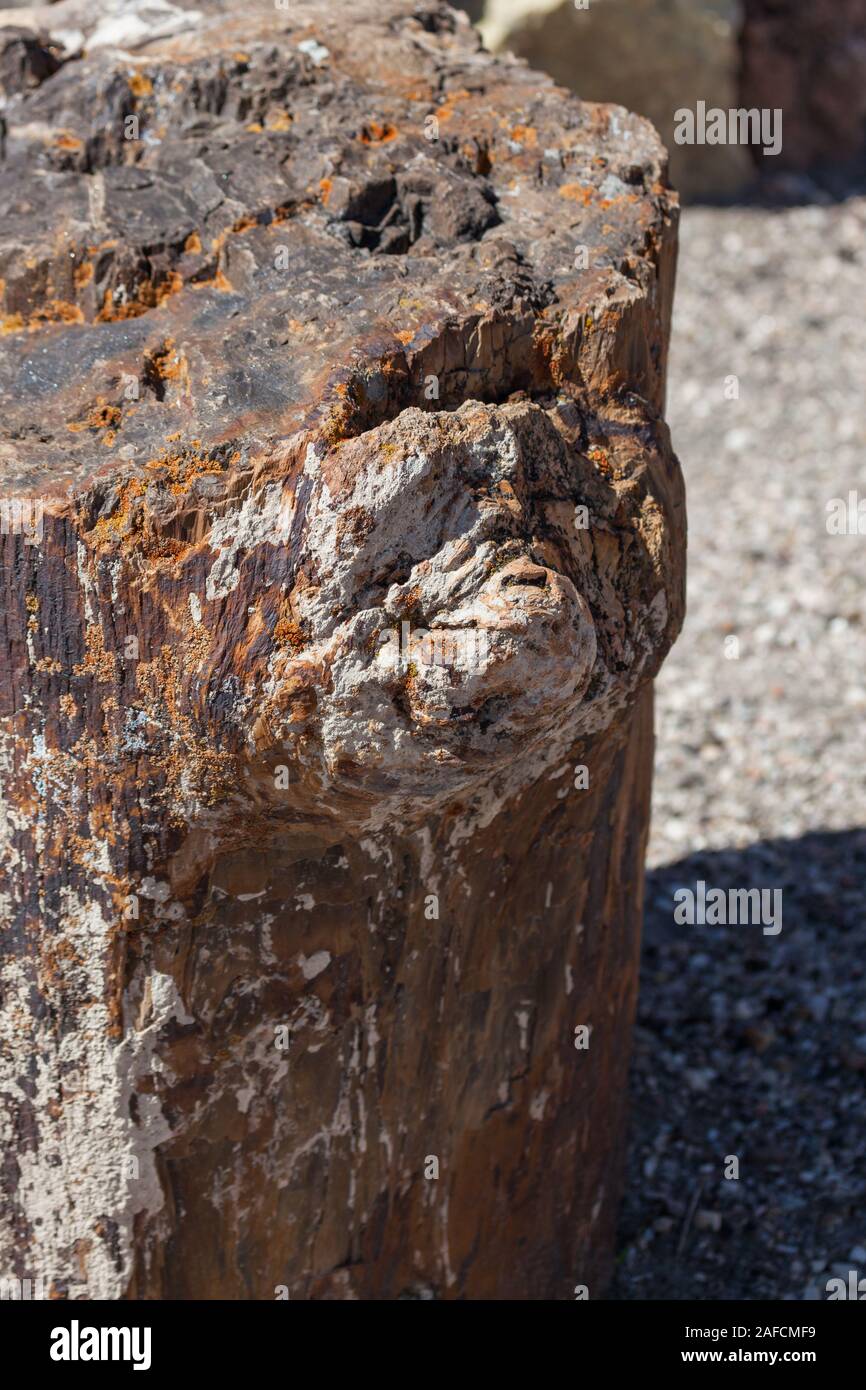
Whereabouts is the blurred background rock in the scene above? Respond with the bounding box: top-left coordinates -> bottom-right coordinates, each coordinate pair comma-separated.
741,0 -> 866,189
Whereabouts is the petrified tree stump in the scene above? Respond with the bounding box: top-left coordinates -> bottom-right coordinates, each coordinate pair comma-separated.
0,0 -> 684,1300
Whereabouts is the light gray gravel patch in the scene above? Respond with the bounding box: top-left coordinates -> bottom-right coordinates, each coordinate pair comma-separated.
654,196 -> 866,867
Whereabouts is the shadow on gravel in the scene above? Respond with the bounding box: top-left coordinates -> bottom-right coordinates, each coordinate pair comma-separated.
610,828 -> 866,1301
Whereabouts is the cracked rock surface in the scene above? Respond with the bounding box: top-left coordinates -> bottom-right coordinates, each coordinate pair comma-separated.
0,0 -> 684,1298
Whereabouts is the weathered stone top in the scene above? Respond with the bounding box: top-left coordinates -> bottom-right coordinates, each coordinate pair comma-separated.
0,0 -> 674,496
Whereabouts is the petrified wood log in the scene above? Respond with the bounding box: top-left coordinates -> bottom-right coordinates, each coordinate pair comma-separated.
0,0 -> 684,1300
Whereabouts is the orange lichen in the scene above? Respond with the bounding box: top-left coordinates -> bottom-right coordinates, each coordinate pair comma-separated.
192,266 -> 233,293
146,536 -> 189,559
588,446 -> 612,475
143,338 -> 189,399
273,615 -> 305,653
183,621 -> 212,667
73,625 -> 118,684
184,230 -> 202,254
4,299 -> 85,332
434,89 -> 470,123
67,400 -> 122,433
360,121 -> 397,144
87,476 -> 147,546
558,183 -> 594,205
143,442 -> 225,492
95,272 -> 183,321
41,300 -> 84,323
128,71 -> 153,97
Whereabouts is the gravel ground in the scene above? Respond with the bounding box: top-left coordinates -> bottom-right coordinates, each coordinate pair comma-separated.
611,190 -> 866,1300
